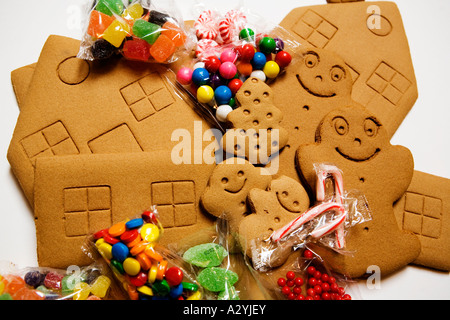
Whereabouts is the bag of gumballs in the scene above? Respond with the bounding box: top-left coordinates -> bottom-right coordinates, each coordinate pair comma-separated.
78,0 -> 195,64
239,164 -> 372,300
166,217 -> 263,300
0,260 -> 122,300
82,206 -> 203,300
171,4 -> 301,131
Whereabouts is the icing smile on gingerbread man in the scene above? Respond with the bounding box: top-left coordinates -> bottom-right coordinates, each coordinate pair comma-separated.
296,51 -> 350,98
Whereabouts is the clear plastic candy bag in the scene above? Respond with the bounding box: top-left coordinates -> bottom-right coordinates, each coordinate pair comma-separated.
83,206 -> 202,300
78,0 -> 195,64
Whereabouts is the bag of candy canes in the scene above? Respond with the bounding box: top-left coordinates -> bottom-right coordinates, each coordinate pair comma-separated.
246,163 -> 372,274
173,4 -> 301,130
82,206 -> 203,300
78,0 -> 195,64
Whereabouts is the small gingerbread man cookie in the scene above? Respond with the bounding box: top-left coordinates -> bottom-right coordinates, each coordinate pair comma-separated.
200,158 -> 272,235
221,77 -> 289,165
296,104 -> 421,277
238,175 -> 310,267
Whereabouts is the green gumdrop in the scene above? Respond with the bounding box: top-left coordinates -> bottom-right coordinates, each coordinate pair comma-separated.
183,243 -> 228,268
95,0 -> 124,16
61,275 -> 81,295
133,19 -> 161,44
197,267 -> 238,292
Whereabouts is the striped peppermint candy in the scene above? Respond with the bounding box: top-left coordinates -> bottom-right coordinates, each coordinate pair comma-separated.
194,10 -> 219,40
218,10 -> 248,44
195,39 -> 220,61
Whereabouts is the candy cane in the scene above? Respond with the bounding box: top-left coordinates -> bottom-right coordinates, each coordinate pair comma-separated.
310,208 -> 346,239
194,10 -> 219,40
316,165 -> 346,248
271,202 -> 344,242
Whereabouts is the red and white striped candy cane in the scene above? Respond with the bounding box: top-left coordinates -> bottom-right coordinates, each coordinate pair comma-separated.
218,10 -> 248,44
316,165 -> 346,248
195,39 -> 220,61
271,202 -> 344,242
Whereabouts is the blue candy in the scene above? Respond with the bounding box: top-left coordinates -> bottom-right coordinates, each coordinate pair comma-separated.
169,283 -> 184,298
251,52 -> 267,70
111,242 -> 129,262
192,68 -> 210,86
214,85 -> 232,105
125,218 -> 144,229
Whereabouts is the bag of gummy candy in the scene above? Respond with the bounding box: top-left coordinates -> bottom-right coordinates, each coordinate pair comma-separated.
0,260 -> 121,300
83,206 -> 203,300
78,0 -> 195,64
167,217 -> 261,300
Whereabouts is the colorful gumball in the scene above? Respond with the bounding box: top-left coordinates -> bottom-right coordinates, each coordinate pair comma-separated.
251,52 -> 267,70
205,56 -> 221,73
220,49 -> 237,63
263,61 -> 280,79
258,37 -> 276,54
219,62 -> 237,79
214,85 -> 232,105
197,85 -> 215,103
177,67 -> 193,85
239,43 -> 255,61
192,68 -> 210,86
228,78 -> 243,95
275,51 -> 292,68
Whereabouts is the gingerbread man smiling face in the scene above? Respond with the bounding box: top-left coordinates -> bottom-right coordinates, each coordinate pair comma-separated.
296,104 -> 421,277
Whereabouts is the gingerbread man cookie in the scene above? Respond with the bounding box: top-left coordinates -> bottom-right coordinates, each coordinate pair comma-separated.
269,46 -> 355,182
238,175 -> 310,267
220,77 -> 289,166
296,104 -> 421,277
200,158 -> 272,234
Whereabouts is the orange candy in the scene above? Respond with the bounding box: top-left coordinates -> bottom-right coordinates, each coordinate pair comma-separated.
237,62 -> 253,77
13,288 -> 45,301
87,10 -> 116,39
144,246 -> 163,262
109,221 -> 127,237
150,35 -> 176,63
3,275 -> 26,296
161,22 -> 186,47
136,253 -> 152,271
156,260 -> 168,281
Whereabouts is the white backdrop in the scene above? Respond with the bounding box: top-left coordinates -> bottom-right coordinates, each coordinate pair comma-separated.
0,0 -> 448,300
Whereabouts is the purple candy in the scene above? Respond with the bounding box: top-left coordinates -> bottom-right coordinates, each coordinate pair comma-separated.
210,73 -> 223,89
274,38 -> 285,53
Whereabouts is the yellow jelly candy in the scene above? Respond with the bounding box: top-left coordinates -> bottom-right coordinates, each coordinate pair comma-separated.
0,280 -> 4,295
73,282 -> 91,300
97,242 -> 113,260
102,19 -> 131,48
123,257 -> 141,276
90,276 -> 111,298
140,224 -> 160,243
123,3 -> 144,20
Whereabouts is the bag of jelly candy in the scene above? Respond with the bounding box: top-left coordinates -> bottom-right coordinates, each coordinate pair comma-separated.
0,260 -> 121,300
168,217 -> 260,300
78,0 -> 195,64
82,206 -> 203,300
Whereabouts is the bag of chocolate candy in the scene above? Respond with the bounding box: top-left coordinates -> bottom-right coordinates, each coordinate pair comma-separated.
82,207 -> 203,300
78,0 -> 195,64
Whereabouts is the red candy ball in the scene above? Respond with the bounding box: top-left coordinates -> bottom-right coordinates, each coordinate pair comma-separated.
165,267 -> 184,286
286,271 -> 295,281
275,51 -> 292,68
228,78 -> 243,95
303,249 -> 313,259
281,285 -> 291,296
307,266 -> 316,275
294,277 -> 304,286
239,44 -> 255,61
277,277 -> 286,287
205,56 -> 221,73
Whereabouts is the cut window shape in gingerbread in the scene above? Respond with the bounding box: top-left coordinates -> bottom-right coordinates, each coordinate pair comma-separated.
151,181 -> 196,228
63,186 -> 112,237
120,73 -> 175,122
366,62 -> 411,105
402,192 -> 443,239
291,10 -> 338,49
20,121 -> 79,166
